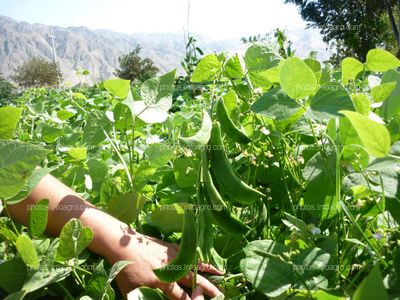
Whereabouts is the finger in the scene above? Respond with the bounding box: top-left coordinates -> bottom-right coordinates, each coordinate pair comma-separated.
198,262 -> 225,275
172,243 -> 180,251
179,272 -> 222,298
159,282 -> 191,300
192,286 -> 205,300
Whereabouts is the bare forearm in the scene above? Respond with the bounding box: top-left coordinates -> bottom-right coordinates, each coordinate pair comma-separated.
6,174 -> 223,299
6,174 -> 130,263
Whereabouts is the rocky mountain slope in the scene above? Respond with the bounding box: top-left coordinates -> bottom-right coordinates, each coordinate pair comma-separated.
0,15 -> 241,83
0,15 -> 328,84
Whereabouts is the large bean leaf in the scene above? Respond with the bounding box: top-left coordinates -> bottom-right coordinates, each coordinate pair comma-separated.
279,57 -> 317,99
0,107 -> 22,139
56,219 -> 94,261
340,110 -> 391,157
0,140 -> 48,200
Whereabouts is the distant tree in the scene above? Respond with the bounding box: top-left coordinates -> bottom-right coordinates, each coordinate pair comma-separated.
13,56 -> 62,87
114,46 -> 159,82
0,73 -> 15,102
285,0 -> 398,62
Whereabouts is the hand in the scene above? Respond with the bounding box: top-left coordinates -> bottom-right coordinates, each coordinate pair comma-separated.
108,228 -> 224,299
192,286 -> 205,300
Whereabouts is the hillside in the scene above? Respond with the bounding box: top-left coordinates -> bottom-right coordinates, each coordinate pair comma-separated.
0,15 -> 241,84
0,15 -> 328,84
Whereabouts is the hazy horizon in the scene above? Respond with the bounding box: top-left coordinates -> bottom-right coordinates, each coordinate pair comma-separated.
0,0 -> 323,42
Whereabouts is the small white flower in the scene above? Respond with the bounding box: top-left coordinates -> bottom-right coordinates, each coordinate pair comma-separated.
368,75 -> 381,89
261,128 -> 270,136
105,111 -> 115,122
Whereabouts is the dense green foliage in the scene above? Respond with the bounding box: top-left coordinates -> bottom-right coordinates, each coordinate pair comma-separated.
114,45 -> 159,83
1,44 -> 400,299
0,74 -> 15,104
13,56 -> 62,87
285,0 -> 399,62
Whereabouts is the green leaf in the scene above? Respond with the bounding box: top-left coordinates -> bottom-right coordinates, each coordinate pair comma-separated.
0,140 -> 48,200
244,44 -> 281,85
370,82 -> 396,103
388,115 -> 400,142
342,57 -> 364,83
191,54 -> 222,82
282,212 -> 310,240
340,110 -> 391,157
56,218 -> 94,261
83,111 -> 112,146
351,93 -> 370,115
279,57 -> 317,99
127,287 -> 166,300
251,87 -> 302,120
108,192 -> 146,224
16,235 -> 40,269
173,157 -> 199,188
105,260 -> 133,288
366,49 -> 400,72
0,258 -> 26,293
29,199 -> 49,237
0,227 -> 18,243
145,143 -> 174,168
352,265 -> 388,300
343,167 -> 399,199
304,58 -> 322,74
87,159 -> 108,190
0,107 -> 22,139
380,70 -> 400,119
386,197 -> 400,225
57,109 -> 75,121
68,147 -> 87,160
104,78 -> 131,99
222,90 -> 238,115
41,124 -> 63,143
150,203 -> 190,232
134,161 -> 157,191
302,147 -> 338,220
292,247 -> 330,289
223,54 -> 243,79
85,260 -> 114,299
245,44 -> 272,70
308,82 -> 355,120
22,264 -> 71,293
180,111 -> 212,147
7,167 -> 53,205
133,70 -> 176,123
240,240 -> 292,297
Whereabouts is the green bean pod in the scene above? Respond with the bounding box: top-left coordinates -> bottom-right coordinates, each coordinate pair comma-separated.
180,111 -> 212,147
216,98 -> 251,144
153,211 -> 197,282
197,179 -> 214,263
209,123 -> 266,204
202,149 -> 248,235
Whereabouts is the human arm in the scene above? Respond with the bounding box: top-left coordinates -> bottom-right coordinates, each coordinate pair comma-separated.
6,174 -> 223,299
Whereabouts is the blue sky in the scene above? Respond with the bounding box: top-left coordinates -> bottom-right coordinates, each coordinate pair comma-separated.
0,0 -> 310,40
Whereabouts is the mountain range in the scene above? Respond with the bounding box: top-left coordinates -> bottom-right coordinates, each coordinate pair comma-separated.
0,15 -> 329,84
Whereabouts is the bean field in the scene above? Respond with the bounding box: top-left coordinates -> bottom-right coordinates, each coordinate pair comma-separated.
1,44 -> 400,299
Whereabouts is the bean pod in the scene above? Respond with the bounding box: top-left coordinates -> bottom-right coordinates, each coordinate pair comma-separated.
209,123 -> 266,204
153,211 -> 197,282
202,149 -> 248,235
216,98 -> 251,144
